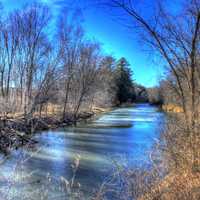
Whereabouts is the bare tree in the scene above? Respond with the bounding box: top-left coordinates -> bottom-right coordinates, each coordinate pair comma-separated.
70,42 -> 100,120
16,4 -> 51,118
93,56 -> 116,107
57,11 -> 84,120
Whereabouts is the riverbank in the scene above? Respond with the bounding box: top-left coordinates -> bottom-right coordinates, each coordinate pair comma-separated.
0,107 -> 112,154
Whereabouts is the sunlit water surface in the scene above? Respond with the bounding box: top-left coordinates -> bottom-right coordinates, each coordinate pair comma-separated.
0,104 -> 165,199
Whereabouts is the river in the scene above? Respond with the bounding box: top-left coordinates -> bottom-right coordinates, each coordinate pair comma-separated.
0,103 -> 165,200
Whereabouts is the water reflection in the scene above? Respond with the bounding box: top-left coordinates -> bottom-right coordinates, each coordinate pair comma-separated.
0,104 -> 165,199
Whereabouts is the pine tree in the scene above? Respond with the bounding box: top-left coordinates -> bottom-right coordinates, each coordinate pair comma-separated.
114,57 -> 135,104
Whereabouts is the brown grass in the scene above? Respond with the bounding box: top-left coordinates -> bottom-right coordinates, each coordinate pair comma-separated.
3,103 -> 110,119
139,170 -> 200,200
162,104 -> 183,113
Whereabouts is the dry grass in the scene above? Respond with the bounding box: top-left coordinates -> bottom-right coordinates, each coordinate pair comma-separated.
139,169 -> 200,200
137,115 -> 200,200
162,104 -> 183,113
3,104 -> 110,119
91,106 -> 112,113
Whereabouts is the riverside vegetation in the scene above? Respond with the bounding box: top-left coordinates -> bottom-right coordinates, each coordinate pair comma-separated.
1,0 -> 200,200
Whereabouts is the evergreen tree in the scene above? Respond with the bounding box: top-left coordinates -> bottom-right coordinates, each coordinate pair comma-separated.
114,57 -> 135,104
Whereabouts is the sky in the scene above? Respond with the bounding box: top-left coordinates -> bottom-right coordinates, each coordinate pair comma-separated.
0,0 -> 167,87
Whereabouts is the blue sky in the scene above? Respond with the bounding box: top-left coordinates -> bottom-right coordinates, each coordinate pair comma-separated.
1,0 -> 166,87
